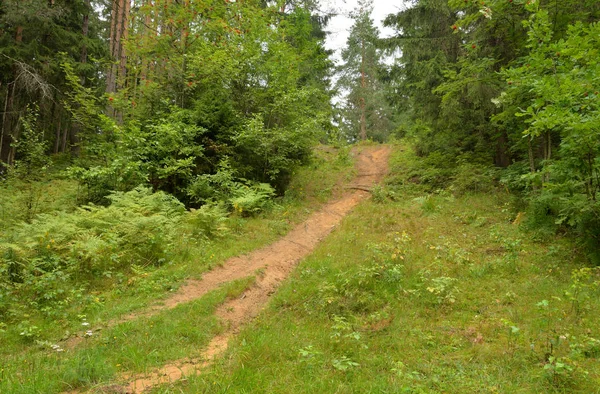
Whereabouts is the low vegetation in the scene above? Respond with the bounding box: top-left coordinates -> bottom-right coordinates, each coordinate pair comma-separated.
2,0 -> 600,392
3,141 -> 600,393
160,144 -> 600,393
0,144 -> 355,393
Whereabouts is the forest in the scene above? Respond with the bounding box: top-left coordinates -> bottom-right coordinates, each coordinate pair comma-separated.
1,0 -> 600,392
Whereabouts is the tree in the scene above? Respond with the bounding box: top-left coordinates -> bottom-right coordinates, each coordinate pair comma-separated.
383,0 -> 460,155
385,0 -> 600,258
337,0 -> 394,142
0,0 -> 334,204
385,0 -> 599,164
0,0 -> 106,165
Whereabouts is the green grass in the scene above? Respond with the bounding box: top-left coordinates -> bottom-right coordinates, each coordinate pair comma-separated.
0,276 -> 255,393
151,143 -> 600,393
0,144 -> 356,391
6,143 -> 599,393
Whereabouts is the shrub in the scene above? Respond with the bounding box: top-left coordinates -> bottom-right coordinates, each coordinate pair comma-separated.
188,160 -> 276,216
187,160 -> 237,204
231,113 -> 316,192
450,163 -> 497,195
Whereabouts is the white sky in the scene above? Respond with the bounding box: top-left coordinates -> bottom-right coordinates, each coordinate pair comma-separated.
322,0 -> 407,65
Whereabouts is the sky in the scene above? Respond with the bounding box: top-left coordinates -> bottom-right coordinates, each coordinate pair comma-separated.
322,0 -> 407,65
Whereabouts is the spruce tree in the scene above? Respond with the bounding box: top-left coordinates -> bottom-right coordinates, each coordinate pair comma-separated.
337,0 -> 394,142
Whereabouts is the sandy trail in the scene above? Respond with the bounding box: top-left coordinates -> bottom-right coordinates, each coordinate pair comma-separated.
79,145 -> 391,394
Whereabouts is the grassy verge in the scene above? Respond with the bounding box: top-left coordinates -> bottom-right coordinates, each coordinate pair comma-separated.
159,143 -> 600,393
0,277 -> 254,393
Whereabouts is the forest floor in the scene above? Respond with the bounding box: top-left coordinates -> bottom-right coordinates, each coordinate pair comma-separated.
79,145 -> 391,393
4,143 -> 600,394
142,143 -> 600,394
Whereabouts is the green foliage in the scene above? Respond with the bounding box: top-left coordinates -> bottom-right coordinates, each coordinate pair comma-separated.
17,321 -> 41,341
0,187 -> 193,322
66,108 -> 207,204
331,355 -> 360,371
386,1 -> 600,259
3,106 -> 52,222
231,109 -> 319,192
383,0 -> 462,155
187,160 -> 238,204
112,0 -> 331,197
543,356 -> 579,388
0,0 -> 107,163
450,162 -> 497,195
420,272 -> 459,306
185,204 -> 229,240
337,0 -> 396,141
3,0 -> 333,225
231,183 -> 276,217
570,335 -> 600,359
10,106 -> 50,181
171,146 -> 600,393
66,159 -> 146,205
497,12 -> 600,259
187,159 -> 276,216
565,267 -> 600,317
123,110 -> 207,198
317,232 -> 410,315
0,142 -> 357,392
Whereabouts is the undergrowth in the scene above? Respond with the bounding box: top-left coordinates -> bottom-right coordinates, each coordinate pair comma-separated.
164,142 -> 600,393
0,144 -> 354,365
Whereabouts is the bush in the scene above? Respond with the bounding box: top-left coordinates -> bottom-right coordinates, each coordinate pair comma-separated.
187,160 -> 276,216
187,160 -> 237,204
450,162 -> 497,195
231,114 -> 316,192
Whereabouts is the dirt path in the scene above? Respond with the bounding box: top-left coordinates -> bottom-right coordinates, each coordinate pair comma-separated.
84,145 -> 391,394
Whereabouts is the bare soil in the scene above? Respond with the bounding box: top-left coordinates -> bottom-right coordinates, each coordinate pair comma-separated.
81,145 -> 391,394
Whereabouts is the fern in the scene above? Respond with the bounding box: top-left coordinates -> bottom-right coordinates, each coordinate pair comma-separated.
230,183 -> 275,216
0,187 -> 189,320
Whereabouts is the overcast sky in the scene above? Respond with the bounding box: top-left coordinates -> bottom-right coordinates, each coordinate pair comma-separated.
322,0 -> 407,64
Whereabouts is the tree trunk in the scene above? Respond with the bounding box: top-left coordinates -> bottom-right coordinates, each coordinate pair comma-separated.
140,0 -> 153,83
70,0 -> 91,156
359,40 -> 367,141
81,0 -> 90,68
2,82 -> 17,166
543,131 -> 551,183
61,121 -> 69,153
0,82 -> 10,165
528,137 -> 535,173
494,130 -> 511,168
54,115 -> 62,153
107,0 -> 129,121
119,0 -> 131,90
1,26 -> 23,165
15,25 -> 23,43
544,131 -> 551,161
107,0 -> 119,95
8,117 -> 20,165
